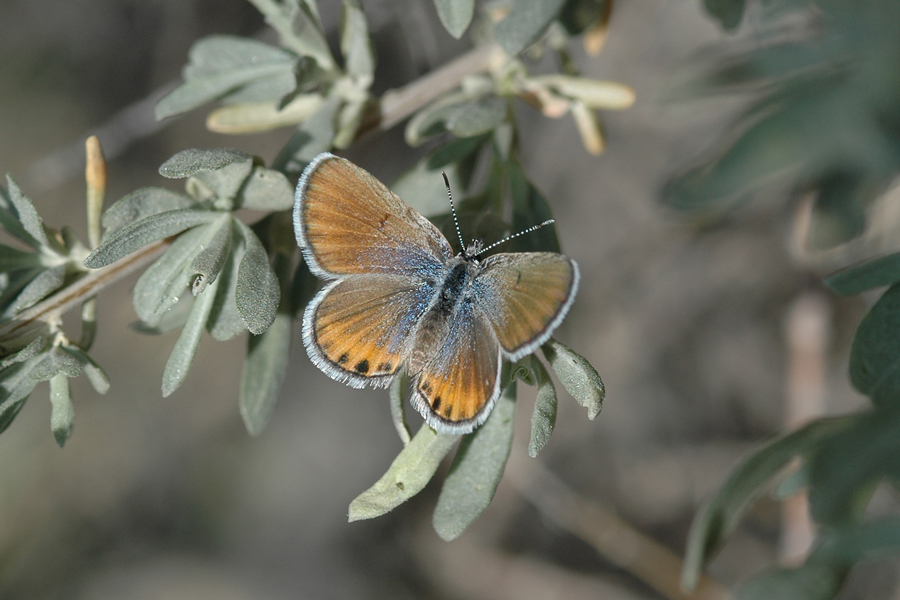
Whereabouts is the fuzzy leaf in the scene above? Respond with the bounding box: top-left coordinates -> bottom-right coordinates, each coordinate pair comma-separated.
273,95 -> 340,176
84,209 -> 218,269
495,0 -> 566,57
389,373 -> 412,446
0,357 -> 42,434
155,36 -> 298,120
161,276 -> 219,397
132,225 -> 209,326
159,148 -> 252,180
49,373 -> 74,447
528,356 -> 557,457
234,221 -> 279,335
348,425 -> 459,521
207,246 -> 247,341
206,94 -> 323,134
61,345 -> 110,395
102,187 -> 196,235
5,175 -> 49,248
0,245 -> 41,272
245,0 -> 334,70
0,336 -> 45,369
30,349 -> 82,382
12,265 -> 67,312
541,339 -> 603,419
434,0 -> 474,39
391,160 -> 463,218
190,216 -> 233,295
433,384 -> 516,540
341,0 -> 375,81
236,166 -> 294,210
239,311 -> 291,436
189,159 -> 255,208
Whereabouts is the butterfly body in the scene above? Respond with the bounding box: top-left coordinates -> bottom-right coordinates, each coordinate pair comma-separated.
294,152 -> 579,434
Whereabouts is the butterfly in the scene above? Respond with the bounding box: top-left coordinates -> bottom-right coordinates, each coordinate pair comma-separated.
293,152 -> 579,435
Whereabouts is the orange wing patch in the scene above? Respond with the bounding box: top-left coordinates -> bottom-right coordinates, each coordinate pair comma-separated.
307,274 -> 434,387
298,155 -> 451,277
411,306 -> 501,431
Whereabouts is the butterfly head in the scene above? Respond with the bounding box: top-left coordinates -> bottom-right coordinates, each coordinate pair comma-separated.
463,239 -> 484,260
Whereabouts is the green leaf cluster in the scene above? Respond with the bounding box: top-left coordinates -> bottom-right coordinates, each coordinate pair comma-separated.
84,148 -> 304,432
0,177 -> 109,445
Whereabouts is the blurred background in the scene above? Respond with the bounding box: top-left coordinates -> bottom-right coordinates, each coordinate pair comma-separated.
0,0 -> 896,598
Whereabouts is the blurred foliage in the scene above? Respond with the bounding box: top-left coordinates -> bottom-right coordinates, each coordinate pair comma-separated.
681,1 -> 900,599
671,0 -> 900,250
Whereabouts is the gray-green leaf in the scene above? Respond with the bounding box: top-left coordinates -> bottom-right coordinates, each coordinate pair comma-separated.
433,384 -> 516,540
239,311 -> 291,435
495,0 -> 566,57
132,225 -> 209,326
434,0 -> 474,39
102,187 -> 196,235
161,276 -> 219,397
159,148 -> 252,180
236,166 -> 294,210
348,425 -> 459,521
155,36 -> 298,120
528,356 -> 557,457
207,245 -> 248,341
12,264 -> 67,312
84,209 -> 219,269
235,221 -> 280,335
341,0 -> 376,81
0,357 -> 43,434
272,95 -> 340,175
61,345 -> 110,395
190,216 -> 233,295
49,373 -> 74,447
389,373 -> 412,446
5,175 -> 50,248
541,339 -> 603,419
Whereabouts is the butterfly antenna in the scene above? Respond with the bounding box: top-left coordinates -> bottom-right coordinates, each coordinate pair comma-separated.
475,220 -> 556,256
442,172 -> 467,252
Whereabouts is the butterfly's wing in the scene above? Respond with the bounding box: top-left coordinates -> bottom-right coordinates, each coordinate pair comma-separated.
303,273 -> 437,388
474,252 -> 579,360
294,152 -> 452,279
409,302 -> 502,434
294,153 -> 452,388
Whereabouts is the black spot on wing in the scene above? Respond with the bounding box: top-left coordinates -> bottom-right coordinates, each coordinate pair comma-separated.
378,362 -> 393,373
338,354 -> 349,365
354,359 -> 370,374
432,396 -> 441,411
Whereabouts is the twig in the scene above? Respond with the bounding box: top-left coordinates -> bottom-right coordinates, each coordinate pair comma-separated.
505,453 -> 730,600
0,241 -> 167,345
370,43 -> 506,134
